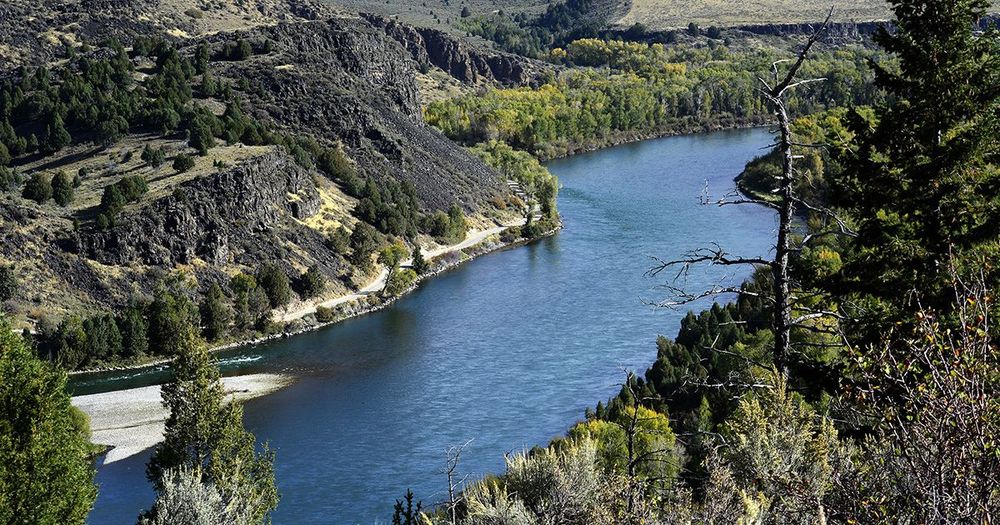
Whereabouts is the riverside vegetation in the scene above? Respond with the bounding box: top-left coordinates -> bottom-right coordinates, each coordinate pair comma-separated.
2,0 -> 1000,523
399,0 -> 1000,523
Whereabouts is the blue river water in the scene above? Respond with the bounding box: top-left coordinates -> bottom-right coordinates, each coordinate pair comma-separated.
80,127 -> 775,524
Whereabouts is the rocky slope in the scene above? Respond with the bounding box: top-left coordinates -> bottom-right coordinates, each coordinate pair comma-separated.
0,0 -> 542,322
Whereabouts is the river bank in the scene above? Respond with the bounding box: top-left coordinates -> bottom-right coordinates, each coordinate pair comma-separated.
72,373 -> 293,465
526,117 -> 769,162
69,218 -> 560,381
84,128 -> 776,525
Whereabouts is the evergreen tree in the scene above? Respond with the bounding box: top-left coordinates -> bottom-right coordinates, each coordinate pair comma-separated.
145,316 -> 278,523
349,222 -> 379,271
199,283 -> 232,342
118,300 -> 149,359
0,317 -> 97,524
297,265 -> 325,299
141,145 -> 166,167
411,246 -> 430,274
195,41 -> 211,75
43,113 -> 71,153
255,263 -> 291,309
835,0 -> 1000,335
51,170 -> 74,206
148,285 -> 196,356
173,154 -> 195,173
187,115 -> 216,155
230,273 -> 268,332
326,226 -> 351,254
0,264 -> 16,302
83,314 -> 123,361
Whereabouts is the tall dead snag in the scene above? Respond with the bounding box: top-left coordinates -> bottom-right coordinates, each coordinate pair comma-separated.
651,11 -> 849,373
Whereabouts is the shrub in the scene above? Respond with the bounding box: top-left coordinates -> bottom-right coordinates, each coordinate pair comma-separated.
384,268 -> 418,297
173,154 -> 195,173
315,306 -> 336,323
141,145 -> 166,167
22,172 -> 52,203
52,171 -> 74,206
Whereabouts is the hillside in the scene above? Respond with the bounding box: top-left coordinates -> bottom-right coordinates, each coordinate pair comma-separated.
613,0 -> 890,29
0,0 -> 550,344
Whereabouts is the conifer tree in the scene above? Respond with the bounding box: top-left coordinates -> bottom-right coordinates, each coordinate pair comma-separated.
836,0 -> 1000,329
0,317 -> 97,524
145,314 -> 277,523
199,283 -> 232,342
52,170 -> 74,206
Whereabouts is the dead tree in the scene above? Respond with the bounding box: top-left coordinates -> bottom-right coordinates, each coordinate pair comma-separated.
441,439 -> 472,525
651,10 -> 852,373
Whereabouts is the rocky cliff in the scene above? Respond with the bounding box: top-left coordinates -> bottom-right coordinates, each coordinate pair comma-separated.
82,151 -> 330,270
207,16 -> 511,211
0,0 -> 525,318
363,14 -> 543,86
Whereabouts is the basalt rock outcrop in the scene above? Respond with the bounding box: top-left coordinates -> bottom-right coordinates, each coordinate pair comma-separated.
208,17 -> 510,211
363,14 -> 543,86
83,151 -> 328,269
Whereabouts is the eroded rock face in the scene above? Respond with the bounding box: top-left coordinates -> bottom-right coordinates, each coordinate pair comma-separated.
83,152 -> 322,267
363,14 -> 539,86
211,17 -> 510,211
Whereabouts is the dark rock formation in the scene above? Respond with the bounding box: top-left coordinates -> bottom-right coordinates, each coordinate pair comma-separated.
83,151 -> 325,268
208,17 -> 509,211
363,14 -> 543,86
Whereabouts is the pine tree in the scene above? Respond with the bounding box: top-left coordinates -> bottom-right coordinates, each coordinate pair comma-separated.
145,315 -> 278,523
412,246 -> 430,274
199,283 -> 232,342
0,317 -> 97,524
44,113 -> 71,152
834,0 -> 1000,334
0,264 -> 16,301
118,300 -> 149,359
349,222 -> 379,271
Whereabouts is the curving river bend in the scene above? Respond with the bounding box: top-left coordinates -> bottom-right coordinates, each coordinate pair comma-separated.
79,127 -> 776,524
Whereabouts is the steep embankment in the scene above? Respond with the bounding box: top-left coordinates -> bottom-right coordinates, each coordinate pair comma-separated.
0,0 -> 547,336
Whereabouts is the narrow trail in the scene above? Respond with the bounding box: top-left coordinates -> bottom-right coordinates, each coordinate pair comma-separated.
277,219 -> 526,323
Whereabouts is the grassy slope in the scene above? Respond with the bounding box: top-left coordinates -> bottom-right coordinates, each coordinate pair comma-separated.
615,0 -> 890,30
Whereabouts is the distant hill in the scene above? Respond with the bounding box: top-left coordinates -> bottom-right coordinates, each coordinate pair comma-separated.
613,0 -> 891,30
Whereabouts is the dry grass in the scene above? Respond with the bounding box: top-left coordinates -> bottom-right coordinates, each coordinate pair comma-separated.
614,0 -> 890,29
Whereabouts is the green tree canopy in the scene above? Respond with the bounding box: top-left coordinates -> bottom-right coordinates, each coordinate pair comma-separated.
145,316 -> 277,523
835,0 -> 1000,337
0,317 -> 97,524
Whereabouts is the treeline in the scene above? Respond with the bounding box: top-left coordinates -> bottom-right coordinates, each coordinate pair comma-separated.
459,0 -> 610,57
469,140 -> 558,220
0,288 -> 279,524
425,38 -> 883,159
31,262 -> 323,369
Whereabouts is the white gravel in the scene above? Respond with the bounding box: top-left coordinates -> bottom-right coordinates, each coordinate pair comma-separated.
72,373 -> 292,465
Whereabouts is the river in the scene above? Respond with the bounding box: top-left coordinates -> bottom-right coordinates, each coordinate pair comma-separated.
79,127 -> 776,524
